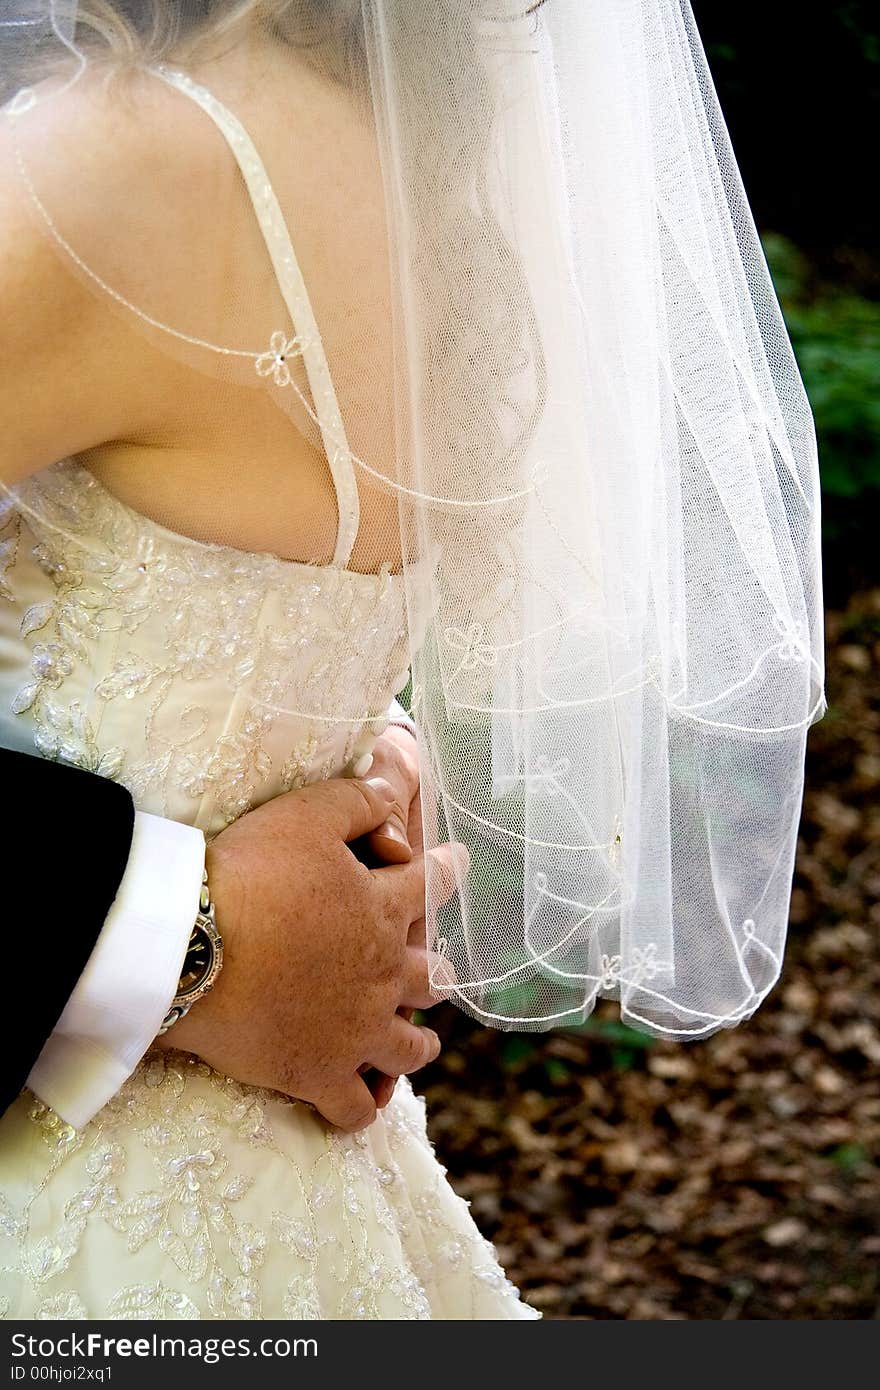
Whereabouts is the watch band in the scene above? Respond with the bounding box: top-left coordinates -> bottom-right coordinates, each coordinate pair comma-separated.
158,866 -> 223,1035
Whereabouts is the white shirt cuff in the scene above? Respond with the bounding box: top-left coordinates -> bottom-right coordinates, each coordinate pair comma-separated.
27,811 -> 205,1130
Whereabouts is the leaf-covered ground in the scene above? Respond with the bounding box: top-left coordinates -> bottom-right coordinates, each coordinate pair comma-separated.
415,588 -> 880,1319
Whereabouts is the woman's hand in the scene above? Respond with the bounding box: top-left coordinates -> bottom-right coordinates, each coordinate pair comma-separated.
363,723 -> 423,864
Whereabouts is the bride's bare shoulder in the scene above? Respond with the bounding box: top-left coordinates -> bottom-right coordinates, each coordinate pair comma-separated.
1,64 -> 233,239
0,69 -> 222,485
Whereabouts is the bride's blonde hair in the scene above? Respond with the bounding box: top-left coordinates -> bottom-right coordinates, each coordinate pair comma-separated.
73,1 -> 364,86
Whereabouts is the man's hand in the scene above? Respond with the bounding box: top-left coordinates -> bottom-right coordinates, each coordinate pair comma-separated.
159,774 -> 464,1132
355,724 -> 426,1109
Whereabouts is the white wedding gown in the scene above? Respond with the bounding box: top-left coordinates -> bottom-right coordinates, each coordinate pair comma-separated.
0,70 -> 537,1321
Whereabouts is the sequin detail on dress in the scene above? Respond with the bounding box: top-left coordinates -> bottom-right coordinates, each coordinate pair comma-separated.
0,1056 -> 535,1319
5,461 -> 410,834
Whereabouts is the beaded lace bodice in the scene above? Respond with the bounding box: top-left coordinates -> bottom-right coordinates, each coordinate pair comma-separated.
0,460 -> 414,837
0,66 -> 421,838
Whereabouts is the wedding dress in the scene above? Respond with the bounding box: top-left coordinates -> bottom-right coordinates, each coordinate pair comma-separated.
0,68 -> 538,1322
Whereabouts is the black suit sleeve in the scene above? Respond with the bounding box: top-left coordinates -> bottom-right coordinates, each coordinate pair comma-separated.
1,748 -> 135,1116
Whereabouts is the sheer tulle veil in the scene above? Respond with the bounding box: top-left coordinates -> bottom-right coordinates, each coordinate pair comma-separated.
1,1 -> 826,1037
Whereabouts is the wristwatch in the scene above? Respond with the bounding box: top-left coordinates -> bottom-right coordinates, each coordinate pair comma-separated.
158,866 -> 224,1035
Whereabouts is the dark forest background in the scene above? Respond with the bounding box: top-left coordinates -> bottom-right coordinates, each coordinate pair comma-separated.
693,0 -> 879,601
417,2 -> 880,1320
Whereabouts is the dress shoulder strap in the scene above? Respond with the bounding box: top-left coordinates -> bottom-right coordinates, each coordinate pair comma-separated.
151,64 -> 360,570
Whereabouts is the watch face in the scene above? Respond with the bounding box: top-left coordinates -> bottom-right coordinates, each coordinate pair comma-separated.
178,924 -> 214,998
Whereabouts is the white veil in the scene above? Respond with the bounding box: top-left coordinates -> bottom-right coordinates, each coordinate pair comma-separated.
0,1 -> 825,1037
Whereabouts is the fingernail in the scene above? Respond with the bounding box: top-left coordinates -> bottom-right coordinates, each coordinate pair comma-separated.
378,816 -> 409,847
364,775 -> 395,803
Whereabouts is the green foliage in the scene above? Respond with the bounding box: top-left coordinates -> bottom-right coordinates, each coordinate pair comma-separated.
543,1058 -> 571,1084
762,233 -> 880,513
501,1036 -> 538,1071
826,1142 -> 872,1173
569,1017 -> 655,1072
484,976 -> 540,1021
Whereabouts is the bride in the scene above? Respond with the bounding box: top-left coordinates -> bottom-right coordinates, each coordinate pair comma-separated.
0,0 -> 824,1320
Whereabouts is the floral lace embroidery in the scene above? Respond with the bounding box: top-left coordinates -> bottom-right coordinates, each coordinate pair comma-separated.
4,462 -> 410,828
255,330 -> 312,389
0,499 -> 22,603
0,1054 -> 537,1320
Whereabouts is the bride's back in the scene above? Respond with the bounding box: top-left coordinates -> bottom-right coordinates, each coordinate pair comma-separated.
1,29 -> 400,572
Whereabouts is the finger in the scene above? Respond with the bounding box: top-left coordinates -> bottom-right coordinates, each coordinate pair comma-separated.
364,733 -> 420,863
415,765 -> 439,857
291,775 -> 397,844
370,728 -> 420,806
365,815 -> 413,864
372,1074 -> 397,1109
428,950 -> 458,992
428,841 -> 471,908
406,920 -> 461,980
372,841 -> 471,921
406,784 -> 425,857
408,913 -> 429,948
400,946 -> 442,1010
311,1076 -> 378,1133
363,1069 -> 397,1109
364,1017 -> 441,1078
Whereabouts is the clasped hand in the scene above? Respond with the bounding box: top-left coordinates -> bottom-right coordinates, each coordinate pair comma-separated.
157,726 -> 465,1132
